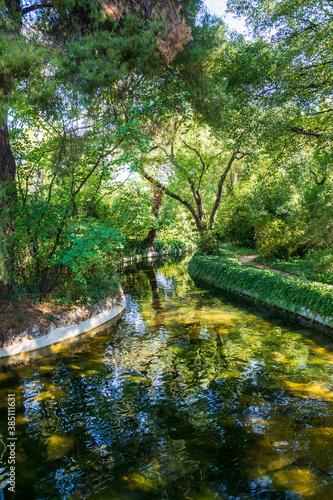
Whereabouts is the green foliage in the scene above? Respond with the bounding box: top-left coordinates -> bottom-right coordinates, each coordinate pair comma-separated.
221,210 -> 255,248
228,0 -> 333,107
255,218 -> 306,259
56,222 -> 124,284
108,182 -> 158,240
153,239 -> 190,254
257,250 -> 333,286
7,91 -> 134,298
157,197 -> 196,241
2,0 -> 333,314
60,265 -> 120,307
196,230 -> 220,255
0,189 -> 9,283
188,254 -> 333,323
118,238 -> 190,257
220,243 -> 258,256
302,183 -> 333,251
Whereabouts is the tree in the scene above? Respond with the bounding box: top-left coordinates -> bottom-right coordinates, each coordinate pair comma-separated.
135,125 -> 250,237
0,0 -> 195,199
0,0 -> 212,286
9,90 -> 132,298
142,184 -> 164,246
226,0 -> 333,139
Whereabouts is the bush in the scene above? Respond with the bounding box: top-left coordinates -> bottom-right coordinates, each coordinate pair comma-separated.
257,249 -> 333,285
222,212 -> 256,248
70,268 -> 120,306
255,219 -> 306,259
196,231 -> 220,255
54,260 -> 120,307
118,238 -> 190,257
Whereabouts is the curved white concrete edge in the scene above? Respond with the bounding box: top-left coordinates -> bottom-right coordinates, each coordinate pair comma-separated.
0,298 -> 126,358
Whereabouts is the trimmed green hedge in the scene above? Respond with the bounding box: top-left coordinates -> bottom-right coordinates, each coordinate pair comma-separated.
188,254 -> 333,326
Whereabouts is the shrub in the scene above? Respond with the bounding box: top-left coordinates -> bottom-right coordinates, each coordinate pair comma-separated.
119,238 -> 190,257
69,269 -> 120,306
196,231 -> 220,255
55,259 -> 120,307
255,219 -> 306,259
223,211 -> 256,248
257,249 -> 333,285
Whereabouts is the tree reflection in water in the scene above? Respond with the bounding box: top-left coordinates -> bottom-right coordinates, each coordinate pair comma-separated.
0,257 -> 333,499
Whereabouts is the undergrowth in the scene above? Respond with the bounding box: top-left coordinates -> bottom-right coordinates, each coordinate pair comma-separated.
220,244 -> 257,257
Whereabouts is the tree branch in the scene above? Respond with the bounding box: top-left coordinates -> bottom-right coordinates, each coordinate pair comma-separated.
159,143 -> 204,223
182,140 -> 206,171
21,3 -> 52,15
312,108 -> 333,116
310,168 -> 327,186
139,168 -> 203,232
209,150 -> 249,229
290,126 -> 323,138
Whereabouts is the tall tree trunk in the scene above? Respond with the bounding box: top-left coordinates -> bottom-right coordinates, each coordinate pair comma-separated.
142,184 -> 163,246
0,120 -> 16,204
0,119 -> 16,287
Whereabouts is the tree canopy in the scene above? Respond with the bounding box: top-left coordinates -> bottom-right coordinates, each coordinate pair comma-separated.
0,0 -> 333,301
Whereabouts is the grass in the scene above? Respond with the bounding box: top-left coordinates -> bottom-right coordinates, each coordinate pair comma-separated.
255,250 -> 333,285
220,243 -> 258,256
220,243 -> 333,286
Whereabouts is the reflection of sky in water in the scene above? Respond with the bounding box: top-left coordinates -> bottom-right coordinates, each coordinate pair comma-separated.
1,259 -> 333,499
115,294 -> 147,336
156,271 -> 176,297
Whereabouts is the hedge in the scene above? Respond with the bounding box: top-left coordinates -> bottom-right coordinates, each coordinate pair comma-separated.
188,254 -> 333,327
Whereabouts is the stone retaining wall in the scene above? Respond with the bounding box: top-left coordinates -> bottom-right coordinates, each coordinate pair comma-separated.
115,245 -> 195,266
1,244 -> 194,358
0,289 -> 126,358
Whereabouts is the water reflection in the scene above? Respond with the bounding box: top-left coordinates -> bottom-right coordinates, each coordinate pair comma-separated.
0,257 -> 333,499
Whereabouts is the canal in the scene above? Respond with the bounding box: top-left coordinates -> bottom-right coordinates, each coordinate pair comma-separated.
1,257 -> 333,499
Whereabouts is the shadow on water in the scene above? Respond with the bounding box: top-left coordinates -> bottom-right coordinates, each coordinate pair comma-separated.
1,256 -> 333,499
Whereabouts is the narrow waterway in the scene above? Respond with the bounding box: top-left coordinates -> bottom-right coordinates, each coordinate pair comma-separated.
1,257 -> 333,500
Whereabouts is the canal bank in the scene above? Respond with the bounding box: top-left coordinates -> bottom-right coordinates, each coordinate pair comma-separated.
0,244 -> 194,358
0,289 -> 126,359
188,253 -> 333,330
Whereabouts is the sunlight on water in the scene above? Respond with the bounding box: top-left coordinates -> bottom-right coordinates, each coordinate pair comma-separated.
1,257 -> 333,499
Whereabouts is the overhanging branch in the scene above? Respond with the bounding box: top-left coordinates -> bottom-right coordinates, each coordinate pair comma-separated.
290,126 -> 323,138
21,3 -> 52,15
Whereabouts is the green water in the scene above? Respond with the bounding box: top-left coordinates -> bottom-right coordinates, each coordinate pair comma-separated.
1,258 -> 333,500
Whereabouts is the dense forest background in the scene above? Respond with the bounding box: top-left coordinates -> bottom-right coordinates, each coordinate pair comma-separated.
1,0 -> 332,308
